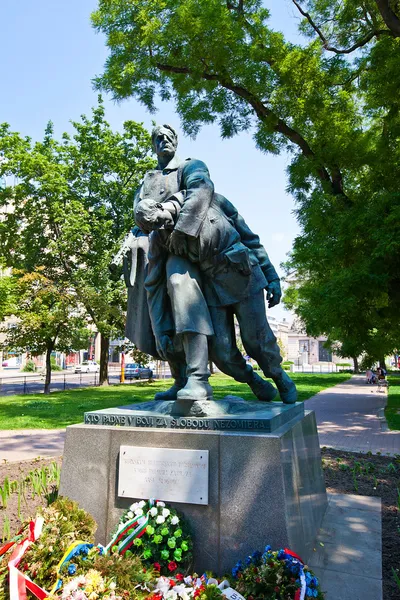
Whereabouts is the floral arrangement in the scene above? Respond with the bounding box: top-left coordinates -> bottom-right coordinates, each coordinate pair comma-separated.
0,497 -> 324,600
149,574 -> 226,600
55,569 -> 119,599
110,500 -> 193,576
230,546 -> 324,599
0,497 -> 97,597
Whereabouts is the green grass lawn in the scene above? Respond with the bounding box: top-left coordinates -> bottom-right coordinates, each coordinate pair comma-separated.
385,375 -> 400,431
0,372 -> 351,430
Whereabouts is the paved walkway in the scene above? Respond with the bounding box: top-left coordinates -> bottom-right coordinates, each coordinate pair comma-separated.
1,375 -> 399,462
306,374 -> 400,455
0,429 -> 66,462
311,493 -> 382,600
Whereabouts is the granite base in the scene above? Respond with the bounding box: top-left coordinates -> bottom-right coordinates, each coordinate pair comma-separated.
60,409 -> 327,574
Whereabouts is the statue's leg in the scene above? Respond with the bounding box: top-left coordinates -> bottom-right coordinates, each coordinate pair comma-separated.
208,304 -> 277,401
236,291 -> 297,404
166,255 -> 213,401
154,355 -> 187,401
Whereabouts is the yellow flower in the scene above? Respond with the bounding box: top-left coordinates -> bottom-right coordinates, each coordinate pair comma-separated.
85,569 -> 104,594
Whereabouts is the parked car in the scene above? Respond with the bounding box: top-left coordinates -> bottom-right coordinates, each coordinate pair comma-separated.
74,361 -> 100,374
125,363 -> 153,380
1,357 -> 20,368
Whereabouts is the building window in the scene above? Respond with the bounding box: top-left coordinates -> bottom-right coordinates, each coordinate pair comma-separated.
319,341 -> 332,362
299,340 -> 309,352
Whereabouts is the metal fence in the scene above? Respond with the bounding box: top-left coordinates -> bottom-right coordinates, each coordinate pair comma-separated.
0,369 -> 160,396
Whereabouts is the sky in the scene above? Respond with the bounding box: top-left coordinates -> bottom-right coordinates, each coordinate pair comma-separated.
0,0 -> 305,321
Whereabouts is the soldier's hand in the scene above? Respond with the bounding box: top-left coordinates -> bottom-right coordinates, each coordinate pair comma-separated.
155,334 -> 174,361
167,230 -> 188,256
266,280 -> 282,308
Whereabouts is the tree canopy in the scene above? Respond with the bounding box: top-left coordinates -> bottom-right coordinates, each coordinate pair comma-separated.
0,99 -> 155,382
92,0 -> 400,363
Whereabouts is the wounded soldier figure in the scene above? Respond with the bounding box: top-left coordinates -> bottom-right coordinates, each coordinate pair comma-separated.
134,192 -> 297,405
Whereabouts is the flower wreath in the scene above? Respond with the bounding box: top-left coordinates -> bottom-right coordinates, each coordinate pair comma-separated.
109,500 -> 193,576
230,545 -> 324,600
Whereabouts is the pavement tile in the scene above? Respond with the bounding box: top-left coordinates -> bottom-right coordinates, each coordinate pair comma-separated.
321,504 -> 382,534
328,492 -> 381,512
309,539 -> 382,580
317,569 -> 382,600
306,374 -> 400,455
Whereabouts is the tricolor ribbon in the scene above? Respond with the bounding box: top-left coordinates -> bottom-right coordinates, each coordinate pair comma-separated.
104,498 -> 156,555
284,548 -> 306,600
7,517 -> 48,600
49,540 -> 94,596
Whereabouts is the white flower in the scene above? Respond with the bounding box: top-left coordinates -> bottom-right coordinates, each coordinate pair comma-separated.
166,590 -> 178,600
183,576 -> 192,585
134,508 -> 144,516
127,511 -> 134,519
174,585 -> 193,600
110,582 -> 117,590
150,507 -> 158,517
162,508 -> 170,518
156,515 -> 165,524
139,500 -> 146,508
129,502 -> 139,511
156,576 -> 171,596
157,501 -> 166,507
171,516 -> 180,525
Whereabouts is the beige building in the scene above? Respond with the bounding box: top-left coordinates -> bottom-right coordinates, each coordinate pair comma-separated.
286,331 -> 353,370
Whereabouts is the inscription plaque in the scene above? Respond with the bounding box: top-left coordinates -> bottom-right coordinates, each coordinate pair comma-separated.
118,446 -> 209,505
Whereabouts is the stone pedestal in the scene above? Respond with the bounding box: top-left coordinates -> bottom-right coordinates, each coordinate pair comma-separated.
60,404 -> 327,574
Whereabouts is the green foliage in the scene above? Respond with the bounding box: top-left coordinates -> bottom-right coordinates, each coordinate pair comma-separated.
20,497 -> 97,590
54,549 -> 156,600
92,0 -> 400,359
0,274 -> 16,322
230,547 -> 324,599
21,359 -> 36,372
0,99 -> 155,381
113,500 -> 193,575
385,375 -> 400,430
0,271 -> 90,391
50,357 -> 62,372
0,373 -> 350,430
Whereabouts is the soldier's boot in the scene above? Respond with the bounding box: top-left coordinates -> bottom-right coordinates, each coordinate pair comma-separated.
177,333 -> 213,401
273,370 -> 298,404
247,372 -> 277,402
154,360 -> 187,401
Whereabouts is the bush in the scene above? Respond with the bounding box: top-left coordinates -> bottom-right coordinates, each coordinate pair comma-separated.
335,362 -> 351,367
50,357 -> 62,371
22,359 -> 36,372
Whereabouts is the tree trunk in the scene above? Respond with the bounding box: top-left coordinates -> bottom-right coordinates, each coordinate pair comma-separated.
44,344 -> 53,394
379,357 -> 386,369
352,356 -> 359,373
99,334 -> 109,385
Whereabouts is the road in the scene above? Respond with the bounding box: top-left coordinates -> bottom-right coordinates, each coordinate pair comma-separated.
0,368 -> 172,396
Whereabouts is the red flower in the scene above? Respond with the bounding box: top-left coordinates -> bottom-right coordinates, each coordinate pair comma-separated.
194,585 -> 206,598
154,563 -> 161,571
169,580 -> 176,587
176,574 -> 184,581
274,587 -> 280,593
168,561 -> 178,572
255,577 -> 261,584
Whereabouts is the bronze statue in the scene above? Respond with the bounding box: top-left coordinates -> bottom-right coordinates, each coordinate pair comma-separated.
120,124 -> 297,404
